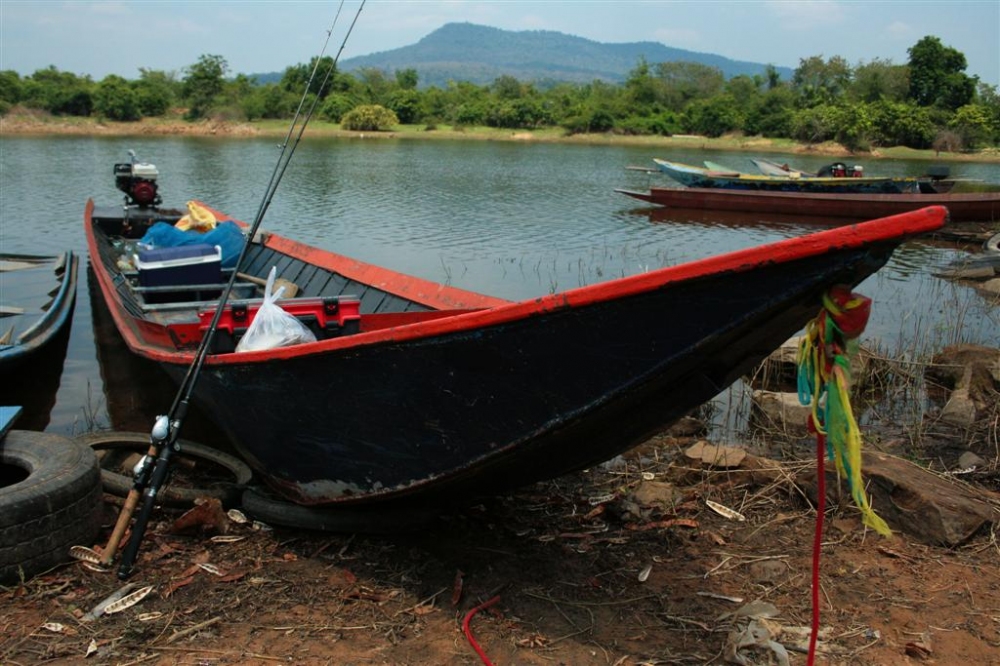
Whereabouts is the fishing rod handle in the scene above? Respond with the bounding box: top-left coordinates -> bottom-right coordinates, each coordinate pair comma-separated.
117,446 -> 174,579
100,488 -> 142,567
99,442 -> 159,567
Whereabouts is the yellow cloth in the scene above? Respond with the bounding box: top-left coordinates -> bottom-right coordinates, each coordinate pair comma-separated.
175,201 -> 217,232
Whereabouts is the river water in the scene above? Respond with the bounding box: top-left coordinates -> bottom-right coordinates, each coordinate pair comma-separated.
1,135 -> 998,438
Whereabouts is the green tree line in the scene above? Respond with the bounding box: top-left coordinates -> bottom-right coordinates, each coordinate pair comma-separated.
2,36 -> 997,151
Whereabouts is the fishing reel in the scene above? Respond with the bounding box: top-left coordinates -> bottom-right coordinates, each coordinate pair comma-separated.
114,150 -> 161,208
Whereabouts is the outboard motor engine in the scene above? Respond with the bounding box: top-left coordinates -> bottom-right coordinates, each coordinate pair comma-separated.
114,150 -> 161,208
817,162 -> 848,178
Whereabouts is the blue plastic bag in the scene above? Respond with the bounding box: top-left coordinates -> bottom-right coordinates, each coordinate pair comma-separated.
140,220 -> 245,268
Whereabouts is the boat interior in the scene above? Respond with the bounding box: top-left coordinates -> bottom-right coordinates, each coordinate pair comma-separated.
89,203 -> 483,353
0,252 -> 72,349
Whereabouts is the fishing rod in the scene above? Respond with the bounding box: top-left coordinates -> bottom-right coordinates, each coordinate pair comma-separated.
101,0 -> 367,579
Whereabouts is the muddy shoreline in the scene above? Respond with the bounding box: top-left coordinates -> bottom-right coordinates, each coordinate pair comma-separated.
5,110 -> 999,163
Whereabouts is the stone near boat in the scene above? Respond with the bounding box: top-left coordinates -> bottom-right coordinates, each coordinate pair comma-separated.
750,390 -> 812,435
976,276 -> 1000,297
684,440 -> 747,468
925,344 -> 1000,428
799,450 -> 998,546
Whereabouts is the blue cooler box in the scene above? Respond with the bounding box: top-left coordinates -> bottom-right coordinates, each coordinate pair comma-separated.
135,244 -> 222,287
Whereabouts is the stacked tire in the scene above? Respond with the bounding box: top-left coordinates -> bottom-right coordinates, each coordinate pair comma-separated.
0,431 -> 103,585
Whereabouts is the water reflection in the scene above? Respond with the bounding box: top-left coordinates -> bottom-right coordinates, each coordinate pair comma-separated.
85,266 -> 232,443
629,203 -> 857,231
0,323 -> 72,431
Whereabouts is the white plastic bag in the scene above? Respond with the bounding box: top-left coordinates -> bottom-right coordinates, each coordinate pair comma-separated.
235,267 -> 317,352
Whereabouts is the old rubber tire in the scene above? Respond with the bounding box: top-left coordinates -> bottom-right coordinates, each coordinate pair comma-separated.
1,430 -> 103,585
76,431 -> 252,509
242,487 -> 436,534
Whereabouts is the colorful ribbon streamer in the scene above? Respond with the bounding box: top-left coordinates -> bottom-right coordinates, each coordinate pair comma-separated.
797,285 -> 891,536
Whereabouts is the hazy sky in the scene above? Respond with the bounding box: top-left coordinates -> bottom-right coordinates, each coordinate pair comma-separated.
2,1 -> 998,87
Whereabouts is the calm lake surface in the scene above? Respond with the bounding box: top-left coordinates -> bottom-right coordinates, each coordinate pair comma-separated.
2,135 -> 998,438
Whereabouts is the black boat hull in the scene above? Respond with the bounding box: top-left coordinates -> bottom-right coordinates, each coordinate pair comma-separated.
170,245 -> 891,506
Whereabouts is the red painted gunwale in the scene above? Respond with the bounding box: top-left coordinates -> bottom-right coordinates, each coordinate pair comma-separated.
86,200 -> 948,367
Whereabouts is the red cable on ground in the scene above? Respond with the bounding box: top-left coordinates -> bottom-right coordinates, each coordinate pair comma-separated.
463,594 -> 501,666
808,434 -> 826,666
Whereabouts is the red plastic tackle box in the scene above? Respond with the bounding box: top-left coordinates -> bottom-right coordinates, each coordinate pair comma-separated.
198,296 -> 361,353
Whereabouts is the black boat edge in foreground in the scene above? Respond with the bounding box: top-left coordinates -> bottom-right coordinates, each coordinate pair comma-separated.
0,251 -> 79,369
85,194 -> 947,508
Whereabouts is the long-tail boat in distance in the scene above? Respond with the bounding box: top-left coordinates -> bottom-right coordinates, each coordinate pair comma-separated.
616,185 -> 999,223
653,158 -> 920,194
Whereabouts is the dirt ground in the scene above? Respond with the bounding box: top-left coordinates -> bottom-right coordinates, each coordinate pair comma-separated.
3,424 -> 999,666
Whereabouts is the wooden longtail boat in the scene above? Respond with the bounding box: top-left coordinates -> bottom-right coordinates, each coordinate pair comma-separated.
86,160 -> 946,507
0,252 -> 79,369
616,186 -> 1000,223
752,157 -> 814,178
750,158 -> 992,195
653,158 -> 919,194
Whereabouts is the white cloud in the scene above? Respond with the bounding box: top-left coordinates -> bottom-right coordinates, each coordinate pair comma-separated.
765,0 -> 846,29
885,20 -> 913,37
86,1 -> 130,17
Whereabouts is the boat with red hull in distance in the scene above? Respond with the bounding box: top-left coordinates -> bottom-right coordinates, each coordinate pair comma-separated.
87,155 -> 947,509
616,185 -> 1000,223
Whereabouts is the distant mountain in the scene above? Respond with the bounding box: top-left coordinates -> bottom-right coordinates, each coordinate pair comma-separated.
333,23 -> 793,88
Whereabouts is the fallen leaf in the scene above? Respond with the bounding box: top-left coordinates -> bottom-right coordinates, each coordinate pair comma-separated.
164,576 -> 195,599
81,562 -> 110,573
69,546 -> 103,564
198,563 -> 225,576
227,508 -> 248,524
706,500 -> 746,522
451,570 -> 464,606
702,530 -> 727,545
696,591 -> 744,603
171,498 -> 228,535
217,569 -> 246,583
179,563 -> 202,578
82,583 -> 138,622
627,518 -> 699,531
905,632 -> 933,659
210,535 -> 246,543
905,642 -> 933,659
103,586 -> 154,614
588,493 -> 615,506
